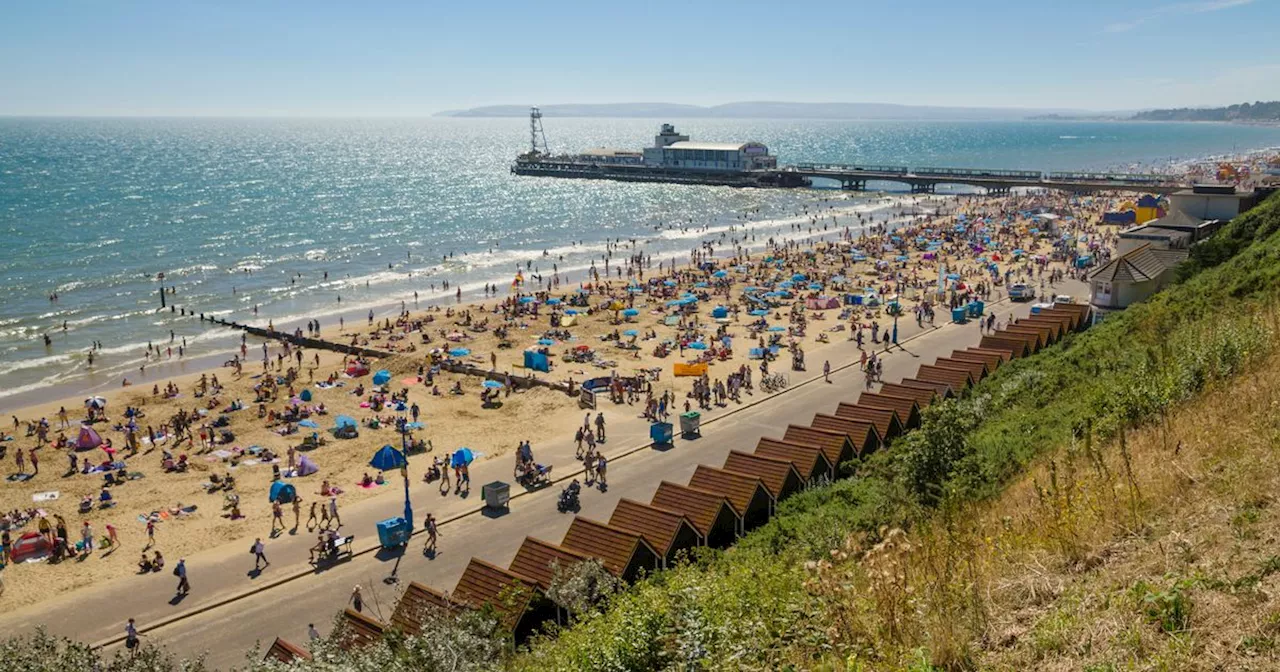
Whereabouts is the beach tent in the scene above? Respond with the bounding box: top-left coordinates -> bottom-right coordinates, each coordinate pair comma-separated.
299,389 -> 313,402
711,306 -> 729,319
805,297 -> 840,310
334,415 -> 357,429
451,448 -> 475,468
523,350 -> 550,372
449,348 -> 471,358
296,454 -> 319,477
370,445 -> 408,471
10,532 -> 50,563
75,426 -> 103,451
373,370 -> 391,386
269,481 -> 297,504
346,362 -> 370,377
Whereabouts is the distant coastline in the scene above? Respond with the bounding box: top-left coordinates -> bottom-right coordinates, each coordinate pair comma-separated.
437,101 -> 1115,121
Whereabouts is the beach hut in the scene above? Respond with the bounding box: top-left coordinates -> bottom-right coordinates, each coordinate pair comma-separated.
721,450 -> 805,500
949,349 -> 1005,373
753,438 -> 835,484
650,481 -> 742,548
337,609 -> 385,650
992,328 -> 1041,354
688,465 -> 774,531
933,357 -> 988,384
509,537 -> 596,592
1003,323 -> 1052,348
979,335 -> 1030,359
832,403 -> 903,445
561,517 -> 661,582
877,382 -> 937,409
263,638 -> 312,663
808,414 -> 883,457
899,377 -> 956,400
915,364 -> 975,393
391,582 -> 458,635
608,498 -> 703,568
782,425 -> 858,472
452,558 -> 555,643
854,392 -> 923,430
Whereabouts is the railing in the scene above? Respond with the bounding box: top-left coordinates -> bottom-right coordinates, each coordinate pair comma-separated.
913,167 -> 1045,180
1046,171 -> 1174,184
793,163 -> 910,175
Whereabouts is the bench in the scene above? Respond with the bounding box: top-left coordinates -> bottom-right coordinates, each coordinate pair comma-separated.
311,535 -> 355,566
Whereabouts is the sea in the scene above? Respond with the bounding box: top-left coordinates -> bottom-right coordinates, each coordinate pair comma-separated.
3,117 -> 1280,411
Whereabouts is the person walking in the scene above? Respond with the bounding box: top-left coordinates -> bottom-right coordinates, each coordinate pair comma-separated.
292,497 -> 302,531
29,448 -> 38,476
350,585 -> 363,613
423,513 -> 438,556
105,523 -> 119,548
306,501 -> 318,530
174,558 -> 190,595
124,618 -> 143,658
271,501 -> 284,535
308,623 -> 320,641
145,518 -> 156,548
251,537 -> 268,570
823,360 -> 831,383
328,497 -> 341,528
596,454 -> 607,490
595,412 -> 606,442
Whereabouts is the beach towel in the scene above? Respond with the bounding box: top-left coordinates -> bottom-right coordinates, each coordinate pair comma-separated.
32,491 -> 59,502
7,473 -> 33,482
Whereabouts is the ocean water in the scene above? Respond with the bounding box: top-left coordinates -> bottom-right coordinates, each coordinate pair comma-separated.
3,117 -> 1280,409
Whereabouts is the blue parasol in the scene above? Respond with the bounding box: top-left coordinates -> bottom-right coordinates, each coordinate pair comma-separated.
370,445 -> 407,471
298,419 -> 319,428
689,341 -> 708,350
749,309 -> 769,316
622,308 -> 639,317
451,447 -> 474,467
448,348 -> 470,357
537,338 -> 555,346
623,329 -> 639,337
372,370 -> 391,385
711,270 -> 728,278
334,415 -> 357,429
482,380 -> 504,389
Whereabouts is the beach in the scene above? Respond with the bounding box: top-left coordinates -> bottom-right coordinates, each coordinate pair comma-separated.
0,188 -> 1130,612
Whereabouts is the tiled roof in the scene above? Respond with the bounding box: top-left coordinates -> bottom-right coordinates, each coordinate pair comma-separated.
1001,325 -> 1048,349
452,558 -> 540,631
855,392 -> 921,428
809,414 -> 883,454
651,481 -> 740,537
1018,315 -> 1068,339
391,582 -> 457,635
753,437 -> 834,480
562,517 -> 658,579
608,498 -> 702,556
1089,243 -> 1188,283
899,377 -> 956,398
980,333 -> 1032,357
1045,302 -> 1090,327
338,608 -> 385,650
915,364 -> 973,391
832,403 -> 900,440
879,381 -> 937,408
933,357 -> 987,382
1037,307 -> 1082,331
722,450 -> 804,498
510,537 -> 594,591
689,465 -> 773,516
264,638 -> 311,663
782,424 -> 854,466
949,349 -> 1002,373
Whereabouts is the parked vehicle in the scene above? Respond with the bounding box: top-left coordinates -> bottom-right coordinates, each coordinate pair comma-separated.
1008,283 -> 1036,301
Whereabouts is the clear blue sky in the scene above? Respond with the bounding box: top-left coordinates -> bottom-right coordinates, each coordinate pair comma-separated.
1,0 -> 1277,115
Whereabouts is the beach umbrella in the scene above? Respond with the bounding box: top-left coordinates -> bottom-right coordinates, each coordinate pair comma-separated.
482,380 -> 504,389
792,273 -> 806,282
711,270 -> 728,278
299,419 -> 319,429
663,279 -> 678,287
334,415 -> 357,429
779,281 -> 794,289
448,348 -> 470,357
749,309 -> 769,316
623,329 -> 639,337
404,421 -> 424,430
693,282 -> 709,288
546,297 -> 561,305
808,282 -> 823,290
537,338 -> 555,346
518,296 -> 535,304
451,447 -> 475,468
372,370 -> 391,385
769,326 -> 787,332
85,396 -> 107,409
689,341 -> 708,350
622,308 -> 639,317
564,309 -> 578,315
628,287 -> 645,294
370,445 -> 407,471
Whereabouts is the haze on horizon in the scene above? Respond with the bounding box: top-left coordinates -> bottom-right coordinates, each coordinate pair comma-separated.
1,0 -> 1278,117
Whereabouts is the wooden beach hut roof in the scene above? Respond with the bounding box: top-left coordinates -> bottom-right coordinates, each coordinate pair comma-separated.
808,414 -> 883,457
264,638 -> 312,663
832,403 -> 903,443
452,558 -> 542,633
562,517 -> 661,582
1041,306 -> 1085,331
1001,324 -> 1048,349
855,392 -> 922,430
510,537 -> 594,591
753,437 -> 835,482
948,349 -> 1001,374
1044,303 -> 1090,329
1019,314 -> 1069,339
916,364 -> 974,392
899,377 -> 956,399
980,334 -> 1030,358
782,424 -> 856,467
722,450 -> 805,499
608,498 -> 703,560
651,481 -> 742,540
689,465 -> 774,529
960,347 -> 1010,369
878,381 -> 937,408
391,582 -> 457,635
933,357 -> 988,383
338,608 -> 385,650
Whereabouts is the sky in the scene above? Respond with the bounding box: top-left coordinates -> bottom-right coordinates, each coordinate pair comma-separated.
1,0 -> 1278,116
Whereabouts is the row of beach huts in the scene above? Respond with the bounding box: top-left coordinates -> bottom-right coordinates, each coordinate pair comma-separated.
264,302 -> 1090,662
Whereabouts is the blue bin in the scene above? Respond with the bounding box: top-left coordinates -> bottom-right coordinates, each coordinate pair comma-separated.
649,422 -> 674,444
968,301 -> 984,317
951,307 -> 968,324
376,517 -> 411,549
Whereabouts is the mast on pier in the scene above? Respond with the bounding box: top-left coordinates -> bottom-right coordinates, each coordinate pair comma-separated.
529,106 -> 548,156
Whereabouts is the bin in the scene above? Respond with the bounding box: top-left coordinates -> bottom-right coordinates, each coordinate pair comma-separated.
951,307 -> 968,324
376,517 -> 411,549
649,421 -> 674,445
481,481 -> 510,510
967,301 -> 984,317
679,412 -> 702,438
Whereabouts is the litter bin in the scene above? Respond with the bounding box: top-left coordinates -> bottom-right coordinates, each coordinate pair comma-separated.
649,421 -> 674,445
951,307 -> 968,324
481,481 -> 510,511
679,412 -> 702,439
968,300 -> 984,317
376,517 -> 411,549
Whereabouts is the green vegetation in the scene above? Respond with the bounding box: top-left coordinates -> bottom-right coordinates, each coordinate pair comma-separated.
1132,100 -> 1280,122
4,192 -> 1279,670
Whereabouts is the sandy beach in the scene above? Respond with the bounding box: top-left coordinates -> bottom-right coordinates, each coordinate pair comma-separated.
0,189 -> 1129,611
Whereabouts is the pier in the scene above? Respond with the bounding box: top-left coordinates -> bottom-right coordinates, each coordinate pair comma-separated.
788,164 -> 1183,195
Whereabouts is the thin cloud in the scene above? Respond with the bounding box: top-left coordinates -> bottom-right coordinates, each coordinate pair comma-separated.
1104,0 -> 1255,33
